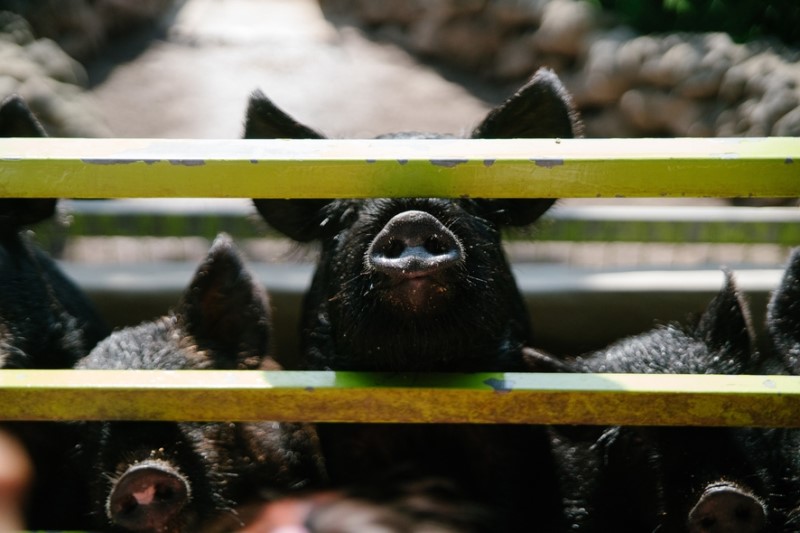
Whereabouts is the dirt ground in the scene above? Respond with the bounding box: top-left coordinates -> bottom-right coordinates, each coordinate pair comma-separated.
84,0 -> 504,139
74,0 -> 783,271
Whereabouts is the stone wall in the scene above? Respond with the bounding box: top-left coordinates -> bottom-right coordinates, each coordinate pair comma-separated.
0,12 -> 108,136
319,0 -> 800,138
0,0 -> 176,137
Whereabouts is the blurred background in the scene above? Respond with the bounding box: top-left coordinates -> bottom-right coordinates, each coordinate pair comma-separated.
1,0 -> 798,355
1,0 -> 798,139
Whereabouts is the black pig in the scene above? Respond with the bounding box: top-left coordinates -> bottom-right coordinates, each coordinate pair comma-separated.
0,94 -> 109,369
758,248 -> 800,532
246,67 -> 579,373
0,95 -> 111,530
766,247 -> 800,374
244,68 -> 580,531
74,234 -> 327,533
530,272 -> 779,533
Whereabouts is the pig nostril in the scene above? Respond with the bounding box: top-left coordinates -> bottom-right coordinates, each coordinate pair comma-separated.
120,496 -> 138,514
383,239 -> 405,259
156,485 -> 175,501
700,516 -> 716,529
734,504 -> 752,522
424,235 -> 447,255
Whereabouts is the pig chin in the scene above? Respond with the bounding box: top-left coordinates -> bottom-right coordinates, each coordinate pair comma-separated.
381,276 -> 451,313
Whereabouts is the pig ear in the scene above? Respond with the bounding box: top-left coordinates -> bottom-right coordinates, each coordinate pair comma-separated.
177,233 -> 272,368
694,270 -> 755,370
0,95 -> 48,137
767,248 -> 800,371
471,68 -> 581,140
0,95 -> 57,229
244,90 -> 332,242
470,68 -> 581,227
244,89 -> 326,140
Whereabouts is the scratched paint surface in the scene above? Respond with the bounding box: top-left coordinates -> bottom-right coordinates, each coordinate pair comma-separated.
0,370 -> 798,426
0,137 -> 797,198
0,138 -> 798,427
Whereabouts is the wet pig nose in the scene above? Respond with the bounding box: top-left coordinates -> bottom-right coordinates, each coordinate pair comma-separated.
688,483 -> 766,533
107,462 -> 191,532
367,210 -> 464,278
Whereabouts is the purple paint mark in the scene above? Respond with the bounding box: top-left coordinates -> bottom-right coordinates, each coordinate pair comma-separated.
786,157 -> 794,164
169,159 -> 205,166
366,159 -> 376,164
82,159 -> 157,165
483,159 -> 495,167
430,159 -> 468,168
397,159 -> 408,165
305,386 -> 316,392
484,377 -> 513,393
532,159 -> 564,168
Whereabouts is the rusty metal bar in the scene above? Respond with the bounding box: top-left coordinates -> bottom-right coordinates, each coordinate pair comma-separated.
0,370 -> 798,427
0,137 -> 798,199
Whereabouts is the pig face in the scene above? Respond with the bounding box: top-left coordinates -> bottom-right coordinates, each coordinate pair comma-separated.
533,272 -> 775,533
245,68 -> 581,371
75,235 -> 326,532
0,95 -> 109,369
593,425 -> 771,533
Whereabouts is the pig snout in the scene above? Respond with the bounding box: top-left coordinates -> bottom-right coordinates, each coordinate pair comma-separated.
367,211 -> 464,278
687,483 -> 765,533
106,461 -> 191,532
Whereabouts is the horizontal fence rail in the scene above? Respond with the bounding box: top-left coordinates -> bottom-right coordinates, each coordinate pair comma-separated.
1,138 -> 799,427
39,200 -> 800,245
0,137 -> 798,198
0,371 -> 798,427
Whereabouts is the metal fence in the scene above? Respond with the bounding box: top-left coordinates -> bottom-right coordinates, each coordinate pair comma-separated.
1,137 -> 799,426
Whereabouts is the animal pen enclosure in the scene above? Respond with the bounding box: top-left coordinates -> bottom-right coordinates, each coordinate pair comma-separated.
0,135 -> 798,427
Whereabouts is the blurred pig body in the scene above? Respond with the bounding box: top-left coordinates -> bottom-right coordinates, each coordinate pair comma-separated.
246,68 -> 581,531
530,273 -> 778,533
0,95 -> 110,530
760,248 -> 800,533
0,95 -> 109,369
74,235 -> 326,533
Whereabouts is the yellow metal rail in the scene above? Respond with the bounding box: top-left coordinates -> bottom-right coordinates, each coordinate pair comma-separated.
0,137 -> 798,198
1,138 -> 799,426
0,371 -> 798,427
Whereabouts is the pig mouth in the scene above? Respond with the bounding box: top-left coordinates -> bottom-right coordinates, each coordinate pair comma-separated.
381,274 -> 450,312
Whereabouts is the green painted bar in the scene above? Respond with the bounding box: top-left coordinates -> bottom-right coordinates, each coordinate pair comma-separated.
31,209 -> 800,245
0,137 -> 798,198
0,370 -> 798,427
1,140 -> 798,430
